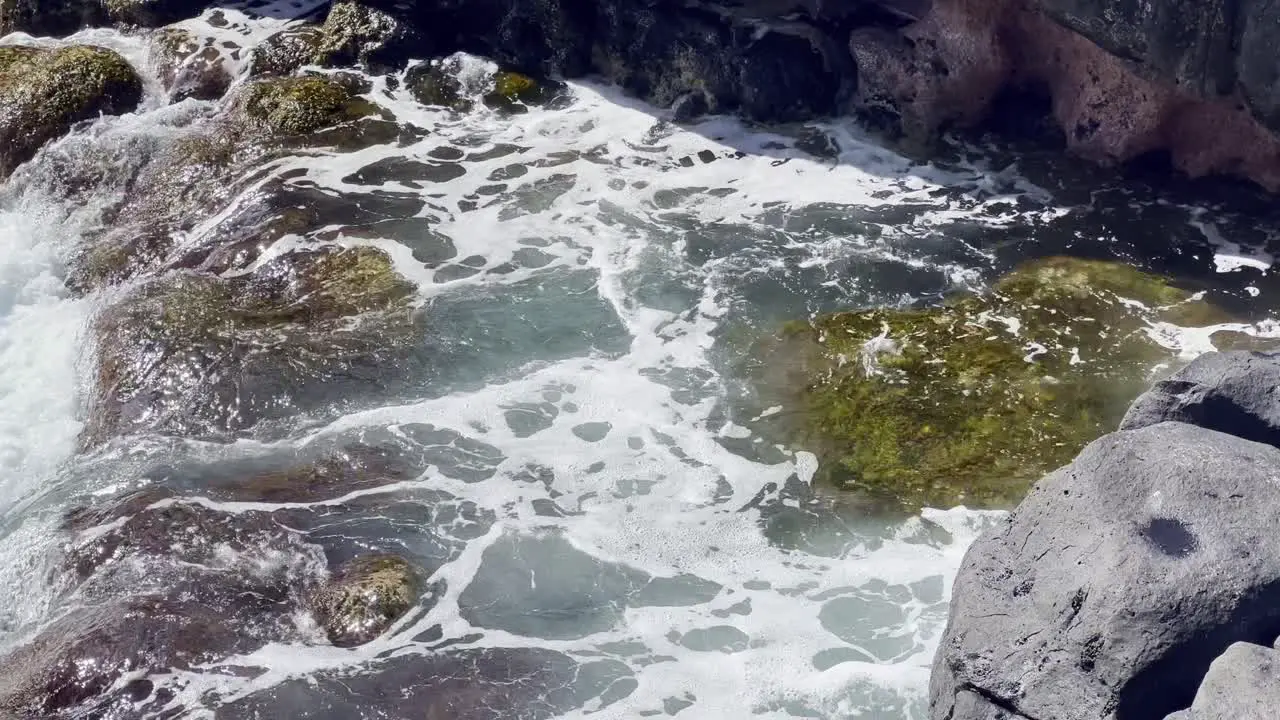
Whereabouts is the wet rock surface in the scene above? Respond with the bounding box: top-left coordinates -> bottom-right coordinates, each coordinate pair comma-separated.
0,44 -> 143,177
87,245 -> 420,443
932,352 -> 1280,720
309,553 -> 422,647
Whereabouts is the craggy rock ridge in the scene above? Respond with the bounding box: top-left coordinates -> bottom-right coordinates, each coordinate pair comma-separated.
931,351 -> 1280,720
365,0 -> 1280,189
6,0 -> 1280,187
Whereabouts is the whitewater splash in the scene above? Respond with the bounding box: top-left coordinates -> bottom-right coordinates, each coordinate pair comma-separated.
0,6 -> 1276,718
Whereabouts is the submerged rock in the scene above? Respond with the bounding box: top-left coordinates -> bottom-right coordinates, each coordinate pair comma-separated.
0,44 -> 142,176
746,257 -> 1223,512
148,25 -> 232,102
220,647 -> 634,718
310,554 -> 421,646
86,245 -> 419,443
0,596 -> 255,716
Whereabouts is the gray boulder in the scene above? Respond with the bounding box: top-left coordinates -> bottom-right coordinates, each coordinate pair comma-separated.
930,421 -> 1280,720
1120,350 -> 1280,448
1163,642 -> 1280,720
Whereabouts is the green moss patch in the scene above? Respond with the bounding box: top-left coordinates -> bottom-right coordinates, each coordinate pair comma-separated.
239,75 -> 376,135
747,257 -> 1230,514
0,43 -> 142,175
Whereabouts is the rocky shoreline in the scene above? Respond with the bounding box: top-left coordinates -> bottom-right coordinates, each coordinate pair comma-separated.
0,0 -> 1278,717
7,0 -> 1280,189
932,350 -> 1280,720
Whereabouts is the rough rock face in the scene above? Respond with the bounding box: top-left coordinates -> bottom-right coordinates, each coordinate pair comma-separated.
250,0 -> 424,77
0,0 -> 208,36
0,44 -> 143,177
931,351 -> 1280,720
1120,350 -> 1280,447
1166,642 -> 1280,720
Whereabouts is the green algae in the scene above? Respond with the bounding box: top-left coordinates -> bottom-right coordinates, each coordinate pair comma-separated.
87,246 -> 418,444
748,257 -> 1229,514
0,43 -> 142,174
239,75 -> 376,135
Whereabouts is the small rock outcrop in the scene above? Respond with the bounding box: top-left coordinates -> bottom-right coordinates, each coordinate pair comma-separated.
249,0 -> 423,77
87,246 -> 419,444
931,351 -> 1280,720
309,554 -> 421,646
0,44 -> 143,177
1167,642 -> 1280,720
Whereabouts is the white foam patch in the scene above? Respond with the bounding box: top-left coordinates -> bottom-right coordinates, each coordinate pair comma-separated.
1193,215 -> 1274,273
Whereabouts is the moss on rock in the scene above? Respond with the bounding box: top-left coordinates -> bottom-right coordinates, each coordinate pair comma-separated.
309,554 -> 420,647
0,43 -> 142,176
747,257 -> 1230,514
87,245 -> 418,444
238,74 -> 377,135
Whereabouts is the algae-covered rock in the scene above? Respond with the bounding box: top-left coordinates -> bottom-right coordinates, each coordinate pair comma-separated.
87,245 -> 419,443
236,74 -> 378,135
310,554 -> 420,646
0,44 -> 142,176
747,257 -> 1229,513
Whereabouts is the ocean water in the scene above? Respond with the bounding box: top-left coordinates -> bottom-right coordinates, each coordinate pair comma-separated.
0,5 -> 1277,718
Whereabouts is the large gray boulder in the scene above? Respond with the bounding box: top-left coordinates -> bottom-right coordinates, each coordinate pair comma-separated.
1163,642 -> 1280,720
930,420 -> 1280,720
1120,350 -> 1280,447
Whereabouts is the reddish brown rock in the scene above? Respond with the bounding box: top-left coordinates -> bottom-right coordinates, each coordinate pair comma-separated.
851,0 -> 1280,190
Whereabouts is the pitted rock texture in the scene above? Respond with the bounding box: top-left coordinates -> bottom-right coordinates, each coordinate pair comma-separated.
932,351 -> 1280,720
931,421 -> 1280,720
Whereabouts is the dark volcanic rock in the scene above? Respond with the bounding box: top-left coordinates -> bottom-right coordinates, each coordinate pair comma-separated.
1120,350 -> 1280,448
382,0 -> 850,122
250,0 -> 424,77
0,44 -> 143,177
0,0 -> 208,36
931,420 -> 1280,720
